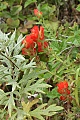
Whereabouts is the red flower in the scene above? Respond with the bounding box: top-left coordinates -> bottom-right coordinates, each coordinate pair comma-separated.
66,89 -> 70,94
44,41 -> 48,48
60,96 -> 66,101
57,81 -> 70,94
57,81 -> 68,93
22,48 -> 28,55
31,26 -> 44,41
37,41 -> 48,52
58,88 -> 66,94
57,81 -> 71,101
31,26 -> 39,42
22,25 -> 49,57
39,26 -> 44,40
37,42 -> 43,52
30,48 -> 36,56
22,38 -> 26,45
25,35 -> 35,49
57,81 -> 68,90
34,9 -> 42,18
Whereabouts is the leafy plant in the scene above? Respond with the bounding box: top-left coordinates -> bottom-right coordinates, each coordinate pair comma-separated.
0,30 -> 63,119
0,0 -> 80,119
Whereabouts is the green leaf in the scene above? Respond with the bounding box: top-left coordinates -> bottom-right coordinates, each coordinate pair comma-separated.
21,58 -> 36,70
11,5 -> 22,15
13,34 -> 24,55
13,55 -> 25,61
0,89 -> 6,100
47,87 -> 60,99
21,99 -> 39,113
16,109 -> 27,120
24,78 -> 51,94
76,68 -> 80,86
30,103 -> 63,119
4,93 -> 16,117
74,88 -> 79,106
74,68 -> 80,106
76,4 -> 80,12
24,0 -> 36,8
19,69 -> 48,84
0,2 -> 8,11
30,104 -> 47,120
0,30 -> 10,41
0,23 -> 8,32
46,104 -> 63,112
10,29 -> 16,40
6,18 -> 20,28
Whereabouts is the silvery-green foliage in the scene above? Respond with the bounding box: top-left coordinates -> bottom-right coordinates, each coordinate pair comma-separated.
0,30 -> 63,119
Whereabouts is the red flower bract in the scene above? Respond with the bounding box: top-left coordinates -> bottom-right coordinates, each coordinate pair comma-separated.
22,25 -> 48,56
60,96 -> 66,101
37,41 -> 48,52
37,42 -> 43,52
57,81 -> 68,89
57,81 -> 69,94
44,41 -> 48,48
57,81 -> 71,101
25,35 -> 35,49
39,26 -> 44,40
22,48 -> 28,55
66,89 -> 70,94
31,26 -> 39,42
34,9 -> 42,18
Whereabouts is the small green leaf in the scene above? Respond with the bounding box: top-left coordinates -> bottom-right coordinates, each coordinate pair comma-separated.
76,68 -> 80,86
0,89 -> 6,100
11,5 -> 22,15
46,104 -> 63,112
21,99 -> 39,113
74,68 -> 80,106
21,58 -> 36,70
74,88 -> 79,106
24,78 -> 51,94
13,55 -> 25,61
10,29 -> 16,41
30,104 -> 47,120
30,103 -> 63,119
4,93 -> 16,117
24,0 -> 36,8
0,2 -> 8,11
76,4 -> 80,12
47,87 -> 60,99
6,18 -> 20,28
19,69 -> 48,84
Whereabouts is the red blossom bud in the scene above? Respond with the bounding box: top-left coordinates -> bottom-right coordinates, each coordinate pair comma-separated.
22,48 -> 28,55
60,96 -> 66,101
34,9 -> 42,18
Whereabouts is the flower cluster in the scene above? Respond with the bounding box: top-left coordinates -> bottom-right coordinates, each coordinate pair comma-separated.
34,9 -> 42,18
57,81 -> 71,101
22,25 -> 48,57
